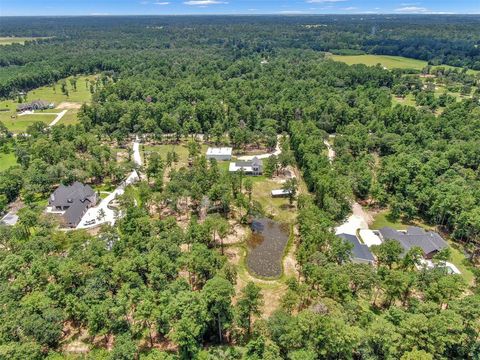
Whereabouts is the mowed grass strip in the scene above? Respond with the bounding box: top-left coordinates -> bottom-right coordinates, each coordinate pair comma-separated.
2,114 -> 56,133
330,54 -> 427,70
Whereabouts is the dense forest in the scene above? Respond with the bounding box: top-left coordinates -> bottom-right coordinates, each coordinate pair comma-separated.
0,15 -> 479,359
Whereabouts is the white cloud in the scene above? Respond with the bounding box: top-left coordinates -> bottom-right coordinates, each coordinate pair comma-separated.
342,6 -> 357,10
395,6 -> 427,13
183,0 -> 227,5
153,1 -> 170,4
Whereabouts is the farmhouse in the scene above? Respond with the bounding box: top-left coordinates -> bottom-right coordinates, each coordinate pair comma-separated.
229,157 -> 263,176
17,100 -> 54,112
206,147 -> 232,161
378,226 -> 448,259
49,182 -> 97,228
338,233 -> 375,265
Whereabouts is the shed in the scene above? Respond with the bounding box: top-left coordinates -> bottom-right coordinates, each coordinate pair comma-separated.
271,189 -> 291,198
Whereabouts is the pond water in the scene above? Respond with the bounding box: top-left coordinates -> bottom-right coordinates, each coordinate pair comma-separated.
246,218 -> 290,278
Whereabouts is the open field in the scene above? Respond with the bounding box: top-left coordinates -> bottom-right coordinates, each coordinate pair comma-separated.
0,75 -> 94,132
2,114 -> 56,133
0,37 -> 49,45
0,152 -> 17,172
330,54 -> 427,70
331,54 -> 479,75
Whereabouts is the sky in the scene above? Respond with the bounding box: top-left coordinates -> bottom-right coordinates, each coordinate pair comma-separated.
1,0 -> 479,16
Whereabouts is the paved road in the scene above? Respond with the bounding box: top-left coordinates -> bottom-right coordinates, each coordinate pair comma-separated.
133,137 -> 142,166
48,110 -> 68,126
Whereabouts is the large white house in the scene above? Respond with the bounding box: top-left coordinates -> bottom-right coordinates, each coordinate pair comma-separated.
229,157 -> 263,176
206,147 -> 232,161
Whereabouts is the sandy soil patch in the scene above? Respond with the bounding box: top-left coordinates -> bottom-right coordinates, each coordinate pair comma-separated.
57,102 -> 82,110
223,222 -> 249,245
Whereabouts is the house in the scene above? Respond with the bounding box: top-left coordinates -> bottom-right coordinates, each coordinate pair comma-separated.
229,157 -> 263,176
271,189 -> 291,198
17,100 -> 54,112
377,226 -> 448,259
338,233 -> 375,265
206,147 -> 232,161
49,182 -> 97,228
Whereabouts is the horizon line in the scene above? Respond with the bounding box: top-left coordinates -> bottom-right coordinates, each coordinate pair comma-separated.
2,13 -> 480,17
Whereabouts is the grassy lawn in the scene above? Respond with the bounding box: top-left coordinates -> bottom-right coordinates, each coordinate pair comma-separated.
251,177 -> 296,224
58,109 -> 80,125
2,114 -> 56,133
371,210 -> 408,230
26,75 -> 95,104
392,94 -> 416,107
330,54 -> 427,70
0,37 -> 49,45
447,240 -> 475,285
0,152 -> 17,172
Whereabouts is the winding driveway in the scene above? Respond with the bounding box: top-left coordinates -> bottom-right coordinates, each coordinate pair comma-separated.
76,139 -> 142,229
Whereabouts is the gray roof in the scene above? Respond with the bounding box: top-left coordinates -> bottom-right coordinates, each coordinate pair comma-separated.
338,233 -> 375,263
64,199 -> 88,225
378,226 -> 448,255
50,181 -> 95,207
234,157 -> 263,168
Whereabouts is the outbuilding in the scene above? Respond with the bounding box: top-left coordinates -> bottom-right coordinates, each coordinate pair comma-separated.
271,189 -> 291,198
206,147 -> 232,161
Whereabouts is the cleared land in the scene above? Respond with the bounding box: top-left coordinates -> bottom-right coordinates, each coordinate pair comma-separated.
0,37 -> 49,45
142,142 -> 209,167
0,75 -> 95,132
330,54 -> 427,70
2,114 -> 56,133
331,54 -> 479,75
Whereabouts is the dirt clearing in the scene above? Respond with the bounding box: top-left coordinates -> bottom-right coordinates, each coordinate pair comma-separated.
57,102 -> 83,110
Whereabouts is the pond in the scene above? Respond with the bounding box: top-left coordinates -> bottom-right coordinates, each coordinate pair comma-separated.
246,218 -> 290,278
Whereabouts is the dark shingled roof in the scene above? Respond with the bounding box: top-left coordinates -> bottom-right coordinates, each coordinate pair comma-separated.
50,181 -> 95,207
338,233 -> 375,263
64,199 -> 88,226
378,226 -> 448,255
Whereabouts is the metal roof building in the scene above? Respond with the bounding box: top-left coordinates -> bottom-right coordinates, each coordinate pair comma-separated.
206,147 -> 232,161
